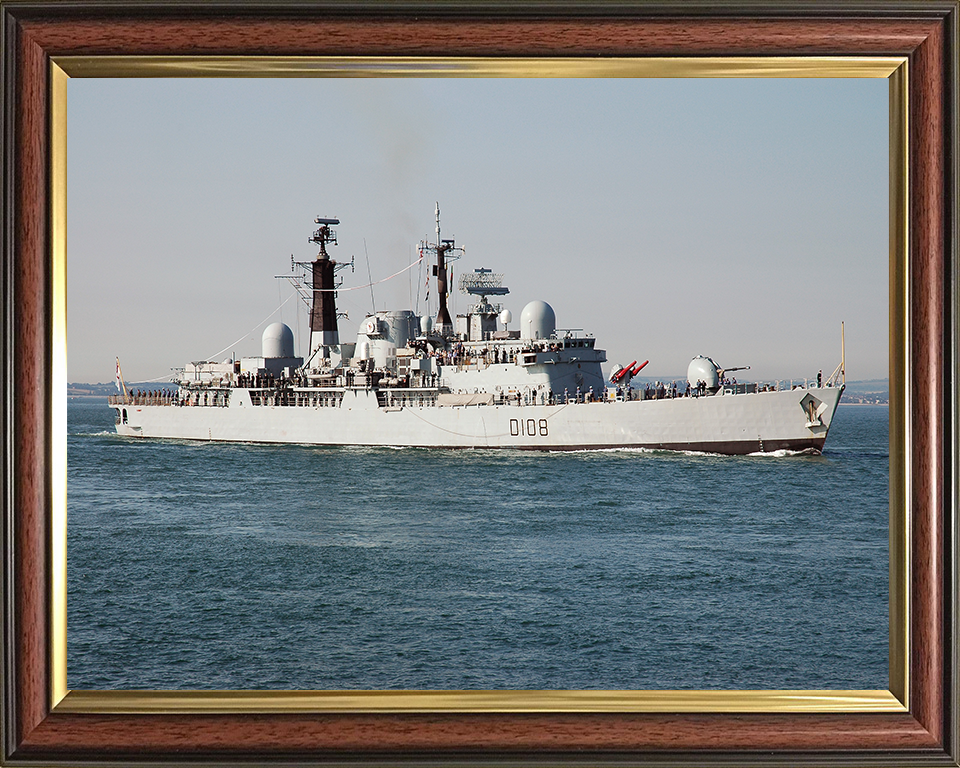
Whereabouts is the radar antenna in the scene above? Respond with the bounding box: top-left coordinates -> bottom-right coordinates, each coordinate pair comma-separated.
458,268 -> 509,315
309,216 -> 339,259
277,215 -> 354,310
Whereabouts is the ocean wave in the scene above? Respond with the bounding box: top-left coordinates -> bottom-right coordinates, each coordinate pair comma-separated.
746,448 -> 819,458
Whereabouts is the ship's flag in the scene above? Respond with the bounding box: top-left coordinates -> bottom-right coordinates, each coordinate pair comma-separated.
115,357 -> 128,397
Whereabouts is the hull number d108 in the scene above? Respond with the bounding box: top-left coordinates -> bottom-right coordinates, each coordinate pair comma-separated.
510,418 -> 549,437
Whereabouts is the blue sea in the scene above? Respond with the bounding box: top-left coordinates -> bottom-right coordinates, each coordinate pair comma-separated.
66,399 -> 889,691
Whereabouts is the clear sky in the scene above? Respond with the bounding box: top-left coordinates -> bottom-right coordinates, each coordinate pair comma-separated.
67,76 -> 888,385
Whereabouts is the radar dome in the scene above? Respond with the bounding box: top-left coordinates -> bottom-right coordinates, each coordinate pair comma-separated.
262,322 -> 295,359
519,301 -> 556,340
687,355 -> 720,390
499,309 -> 512,326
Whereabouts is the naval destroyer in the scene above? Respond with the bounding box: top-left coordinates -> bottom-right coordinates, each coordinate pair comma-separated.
110,209 -> 845,454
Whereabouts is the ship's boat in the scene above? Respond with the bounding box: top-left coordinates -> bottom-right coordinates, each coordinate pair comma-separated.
110,209 -> 845,455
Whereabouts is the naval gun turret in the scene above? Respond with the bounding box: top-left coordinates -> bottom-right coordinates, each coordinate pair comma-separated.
687,356 -> 751,394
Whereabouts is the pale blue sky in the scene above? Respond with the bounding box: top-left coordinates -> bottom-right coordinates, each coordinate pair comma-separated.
68,76 -> 888,384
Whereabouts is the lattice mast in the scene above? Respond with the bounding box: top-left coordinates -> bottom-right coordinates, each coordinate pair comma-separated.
306,217 -> 342,358
420,203 -> 464,336
277,216 -> 353,365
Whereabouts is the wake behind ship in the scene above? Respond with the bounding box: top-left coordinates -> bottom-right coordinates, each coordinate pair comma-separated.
110,209 -> 845,454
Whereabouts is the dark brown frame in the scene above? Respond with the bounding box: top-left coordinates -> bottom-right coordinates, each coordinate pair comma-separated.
2,2 -> 957,765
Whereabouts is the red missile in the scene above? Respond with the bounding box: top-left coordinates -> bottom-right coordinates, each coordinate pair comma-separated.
631,360 -> 649,376
612,361 -> 637,382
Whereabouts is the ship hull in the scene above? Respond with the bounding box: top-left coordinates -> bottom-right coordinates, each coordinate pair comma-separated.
112,385 -> 843,455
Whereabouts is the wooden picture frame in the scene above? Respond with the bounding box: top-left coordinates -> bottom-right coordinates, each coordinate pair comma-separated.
2,2 -> 957,765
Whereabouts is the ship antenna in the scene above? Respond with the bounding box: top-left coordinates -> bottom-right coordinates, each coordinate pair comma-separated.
841,320 -> 845,385
459,268 -> 509,315
419,203 -> 463,337
364,239 -> 376,313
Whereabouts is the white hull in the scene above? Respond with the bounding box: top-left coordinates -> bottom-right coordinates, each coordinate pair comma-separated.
112,385 -> 844,455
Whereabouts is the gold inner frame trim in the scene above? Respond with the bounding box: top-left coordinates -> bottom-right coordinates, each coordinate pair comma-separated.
886,62 -> 910,710
50,55 -> 909,715
56,688 -> 905,715
50,63 -> 69,708
54,55 -> 905,79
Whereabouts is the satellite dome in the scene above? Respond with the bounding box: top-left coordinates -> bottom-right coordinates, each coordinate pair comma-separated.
687,355 -> 721,390
519,301 -> 556,340
499,309 -> 512,326
262,322 -> 294,359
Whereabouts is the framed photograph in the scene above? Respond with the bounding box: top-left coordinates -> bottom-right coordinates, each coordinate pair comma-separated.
2,2 -> 956,766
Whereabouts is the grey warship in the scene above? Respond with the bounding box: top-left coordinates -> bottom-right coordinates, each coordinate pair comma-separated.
110,208 -> 845,454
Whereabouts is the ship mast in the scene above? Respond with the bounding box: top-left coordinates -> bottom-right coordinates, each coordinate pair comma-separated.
306,217 -> 342,361
421,203 -> 463,337
277,216 -> 355,369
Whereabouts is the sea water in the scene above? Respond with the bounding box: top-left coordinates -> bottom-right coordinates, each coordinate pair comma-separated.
66,399 -> 888,691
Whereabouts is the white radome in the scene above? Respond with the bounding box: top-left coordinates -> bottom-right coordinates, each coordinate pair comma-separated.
262,322 -> 294,359
519,301 -> 556,340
